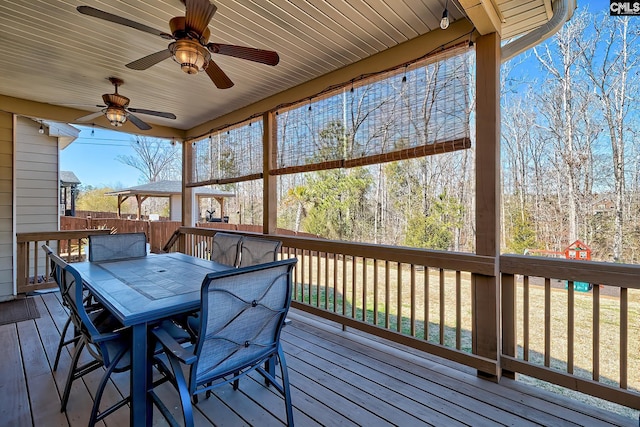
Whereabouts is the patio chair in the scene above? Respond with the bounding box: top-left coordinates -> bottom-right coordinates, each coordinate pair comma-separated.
238,236 -> 282,267
48,251 -> 131,426
88,232 -> 147,262
42,244 -> 105,371
210,232 -> 242,267
151,258 -> 298,427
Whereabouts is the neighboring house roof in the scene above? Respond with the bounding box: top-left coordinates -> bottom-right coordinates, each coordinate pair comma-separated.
105,180 -> 235,198
60,171 -> 81,186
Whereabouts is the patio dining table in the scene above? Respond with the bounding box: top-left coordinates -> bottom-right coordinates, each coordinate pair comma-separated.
73,252 -> 232,427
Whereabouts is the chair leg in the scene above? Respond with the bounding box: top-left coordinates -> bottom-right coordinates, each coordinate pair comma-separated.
54,316 -> 79,371
60,340 -> 85,412
233,372 -> 240,390
264,356 -> 276,387
88,347 -> 128,427
278,346 -> 295,427
168,354 -> 194,427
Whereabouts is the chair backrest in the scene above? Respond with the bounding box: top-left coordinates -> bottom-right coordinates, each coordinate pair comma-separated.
192,258 -> 297,386
210,232 -> 242,267
46,250 -> 99,334
89,232 -> 147,262
42,244 -> 63,291
238,237 -> 282,267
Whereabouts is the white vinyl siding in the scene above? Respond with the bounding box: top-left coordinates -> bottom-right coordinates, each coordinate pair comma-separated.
15,117 -> 59,233
0,112 -> 13,299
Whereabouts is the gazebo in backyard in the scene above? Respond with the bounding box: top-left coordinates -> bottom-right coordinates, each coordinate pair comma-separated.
105,180 -> 235,222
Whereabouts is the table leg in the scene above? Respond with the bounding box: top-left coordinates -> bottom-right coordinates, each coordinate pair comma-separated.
130,322 -> 153,426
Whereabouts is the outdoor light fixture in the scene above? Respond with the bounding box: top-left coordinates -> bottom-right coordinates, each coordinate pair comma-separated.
440,0 -> 450,30
105,106 -> 127,127
169,39 -> 210,74
38,124 -> 44,134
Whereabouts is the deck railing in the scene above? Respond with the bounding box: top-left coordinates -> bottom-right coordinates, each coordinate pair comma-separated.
501,254 -> 640,411
166,227 -> 640,414
16,229 -> 111,293
164,227 -> 499,374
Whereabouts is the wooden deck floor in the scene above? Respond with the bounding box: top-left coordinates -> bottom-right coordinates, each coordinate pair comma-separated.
2,293 -> 637,427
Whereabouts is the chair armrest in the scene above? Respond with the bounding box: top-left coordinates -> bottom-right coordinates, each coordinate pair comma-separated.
92,330 -> 124,343
152,326 -> 197,365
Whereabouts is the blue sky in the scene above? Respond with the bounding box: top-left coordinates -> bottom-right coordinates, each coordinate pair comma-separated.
60,0 -> 610,189
60,126 -> 145,188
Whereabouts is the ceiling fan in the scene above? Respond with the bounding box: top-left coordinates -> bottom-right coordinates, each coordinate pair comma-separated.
77,0 -> 280,89
76,77 -> 177,130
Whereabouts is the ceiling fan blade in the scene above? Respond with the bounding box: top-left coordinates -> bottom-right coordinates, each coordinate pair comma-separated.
128,108 -> 176,119
77,6 -> 173,39
76,111 -> 104,122
127,113 -> 152,131
185,0 -> 217,36
205,60 -> 234,89
126,50 -> 172,70
207,43 -> 279,66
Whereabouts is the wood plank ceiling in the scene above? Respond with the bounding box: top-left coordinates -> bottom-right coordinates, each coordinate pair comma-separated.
0,0 -> 552,133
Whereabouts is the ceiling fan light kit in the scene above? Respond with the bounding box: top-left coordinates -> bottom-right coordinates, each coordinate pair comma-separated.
169,39 -> 210,74
105,106 -> 127,126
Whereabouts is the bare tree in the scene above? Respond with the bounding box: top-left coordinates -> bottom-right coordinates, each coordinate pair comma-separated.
533,11 -> 592,244
577,13 -> 640,262
117,137 -> 181,183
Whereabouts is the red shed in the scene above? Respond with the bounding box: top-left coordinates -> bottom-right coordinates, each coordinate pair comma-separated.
564,239 -> 591,261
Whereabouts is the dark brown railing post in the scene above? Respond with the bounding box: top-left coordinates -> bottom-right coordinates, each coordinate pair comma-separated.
473,31 -> 501,379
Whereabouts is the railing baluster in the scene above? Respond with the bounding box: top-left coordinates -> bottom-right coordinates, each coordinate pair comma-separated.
385,260 -> 390,329
321,252 -> 326,309
333,253 -> 337,313
309,249 -> 314,306
568,281 -> 575,374
410,264 -> 416,337
544,277 -> 551,367
301,249 -> 306,303
593,283 -> 600,381
362,257 -> 368,322
342,254 -> 347,319
524,275 -> 529,361
352,256 -> 357,319
620,287 -> 628,389
456,270 -> 461,350
439,268 -> 445,345
424,266 -> 430,341
397,262 -> 402,333
373,259 -> 379,326
294,248 -> 303,302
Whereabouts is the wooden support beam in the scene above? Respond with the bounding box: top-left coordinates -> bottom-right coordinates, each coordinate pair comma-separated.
473,32 -> 501,379
263,111 -> 277,234
182,141 -> 193,226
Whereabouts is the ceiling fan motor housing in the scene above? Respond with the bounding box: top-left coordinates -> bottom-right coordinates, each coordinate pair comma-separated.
102,93 -> 130,108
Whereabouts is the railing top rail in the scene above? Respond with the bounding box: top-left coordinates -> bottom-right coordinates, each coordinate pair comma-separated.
17,229 -> 112,243
174,227 -> 496,276
501,254 -> 640,289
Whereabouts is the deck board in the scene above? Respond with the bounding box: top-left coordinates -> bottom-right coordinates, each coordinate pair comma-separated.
4,293 -> 637,427
0,323 -> 32,426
